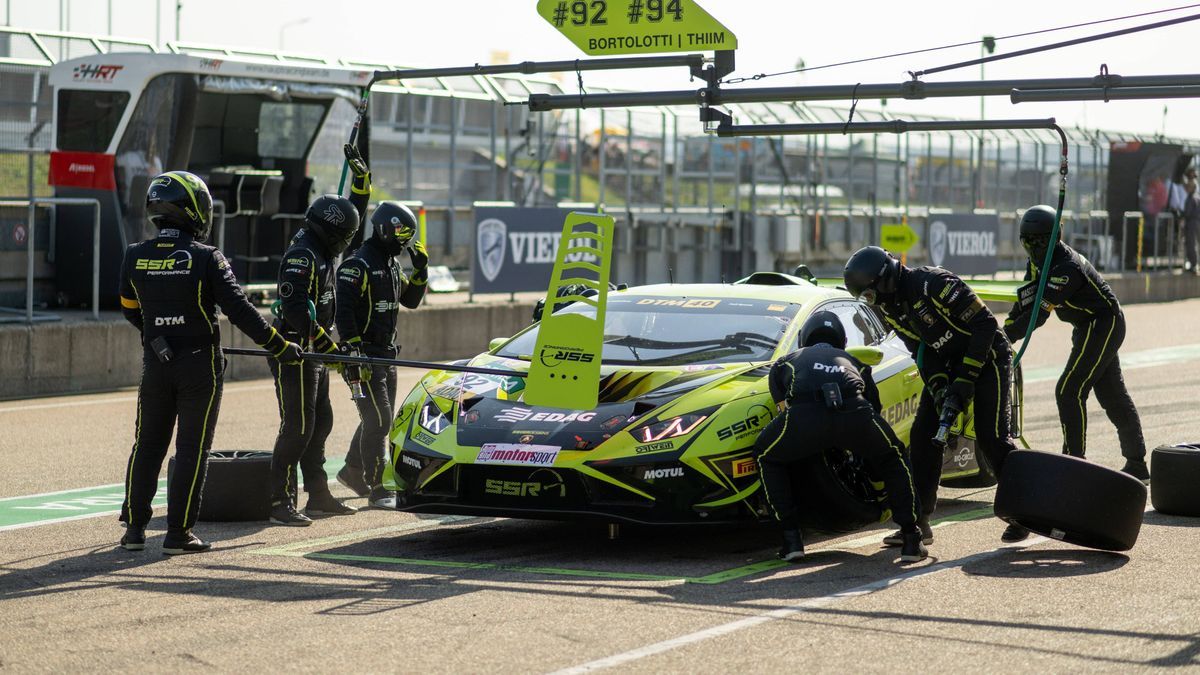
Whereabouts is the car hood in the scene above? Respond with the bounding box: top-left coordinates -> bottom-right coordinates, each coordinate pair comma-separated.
419,356 -> 767,450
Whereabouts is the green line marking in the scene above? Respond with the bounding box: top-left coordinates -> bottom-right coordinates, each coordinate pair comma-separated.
1023,343 -> 1200,384
0,459 -> 345,532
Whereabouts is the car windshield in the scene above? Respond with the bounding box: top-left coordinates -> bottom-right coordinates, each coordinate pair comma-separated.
496,295 -> 800,366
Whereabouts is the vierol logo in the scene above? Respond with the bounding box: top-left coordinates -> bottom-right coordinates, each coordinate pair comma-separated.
477,218 -> 507,282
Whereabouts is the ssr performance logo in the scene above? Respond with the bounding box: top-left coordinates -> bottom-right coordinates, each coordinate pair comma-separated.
72,64 -> 124,81
716,403 -> 773,441
484,468 -> 566,498
538,344 -> 595,368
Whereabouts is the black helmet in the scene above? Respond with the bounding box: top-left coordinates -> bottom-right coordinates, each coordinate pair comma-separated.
146,171 -> 213,241
843,246 -> 899,306
304,194 -> 360,256
799,310 -> 847,349
1018,205 -> 1059,262
370,201 -> 417,256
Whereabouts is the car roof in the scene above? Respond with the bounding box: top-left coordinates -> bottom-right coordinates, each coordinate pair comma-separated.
614,280 -> 850,306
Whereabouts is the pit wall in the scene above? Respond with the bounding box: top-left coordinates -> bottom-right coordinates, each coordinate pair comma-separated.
0,300 -> 537,400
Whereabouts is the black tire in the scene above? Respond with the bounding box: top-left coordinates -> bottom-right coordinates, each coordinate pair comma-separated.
167,450 -> 273,522
994,449 -> 1147,551
1150,444 -> 1200,516
791,448 -> 885,533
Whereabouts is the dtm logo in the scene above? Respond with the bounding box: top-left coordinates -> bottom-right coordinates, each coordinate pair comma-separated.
484,469 -> 566,498
641,466 -> 684,480
323,204 -> 346,225
812,363 -> 845,374
538,345 -> 595,368
153,316 -> 185,326
716,404 -> 774,441
930,330 -> 954,350
72,64 -> 124,81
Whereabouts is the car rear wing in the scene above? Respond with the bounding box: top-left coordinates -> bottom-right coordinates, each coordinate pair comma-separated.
524,212 -> 616,410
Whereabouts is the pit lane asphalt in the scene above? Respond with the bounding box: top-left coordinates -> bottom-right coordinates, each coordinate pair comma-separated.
2,299 -> 1199,672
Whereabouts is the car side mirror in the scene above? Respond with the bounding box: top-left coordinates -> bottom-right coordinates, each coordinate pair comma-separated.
488,337 -> 509,352
846,345 -> 884,366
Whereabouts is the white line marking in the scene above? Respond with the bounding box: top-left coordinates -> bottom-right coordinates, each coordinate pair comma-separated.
549,537 -> 1050,674
0,508 -> 129,533
0,383 -> 275,413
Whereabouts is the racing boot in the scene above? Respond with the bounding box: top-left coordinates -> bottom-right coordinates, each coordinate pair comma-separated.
1001,522 -> 1031,543
305,492 -> 358,518
270,502 -> 313,527
337,464 -> 371,497
162,529 -> 212,555
1120,459 -> 1150,484
883,518 -> 932,547
119,524 -> 146,551
898,529 -> 928,563
367,487 -> 399,510
778,529 -> 805,562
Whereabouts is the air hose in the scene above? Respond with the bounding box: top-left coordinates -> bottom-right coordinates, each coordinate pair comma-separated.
1012,124 -> 1069,369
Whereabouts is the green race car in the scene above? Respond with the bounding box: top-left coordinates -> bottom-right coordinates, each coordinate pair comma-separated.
385,272 -> 1021,531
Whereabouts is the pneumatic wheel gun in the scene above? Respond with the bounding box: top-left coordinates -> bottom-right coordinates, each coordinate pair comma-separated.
932,394 -> 964,448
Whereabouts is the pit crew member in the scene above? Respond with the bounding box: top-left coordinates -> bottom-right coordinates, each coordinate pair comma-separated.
844,246 -> 1025,543
754,311 -> 926,563
268,168 -> 366,525
118,171 -> 301,553
334,147 -> 429,508
1004,205 -> 1149,482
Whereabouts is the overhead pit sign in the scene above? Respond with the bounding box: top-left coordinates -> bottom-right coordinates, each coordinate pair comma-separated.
537,0 -> 737,56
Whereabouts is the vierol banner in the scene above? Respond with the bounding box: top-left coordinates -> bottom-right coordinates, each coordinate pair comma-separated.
473,206 -> 598,293
926,213 -> 1000,276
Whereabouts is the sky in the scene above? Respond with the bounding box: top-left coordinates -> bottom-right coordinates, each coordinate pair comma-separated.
8,0 -> 1200,138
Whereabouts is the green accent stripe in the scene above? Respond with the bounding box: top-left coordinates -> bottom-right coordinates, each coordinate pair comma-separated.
164,171 -> 203,224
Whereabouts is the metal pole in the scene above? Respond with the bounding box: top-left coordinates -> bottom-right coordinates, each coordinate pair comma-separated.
448,97 -> 457,252
598,109 -> 607,206
625,109 -> 633,208
527,73 -> 1200,112
1012,85 -> 1200,103
25,200 -> 34,323
92,201 -> 100,320
374,54 -> 705,84
406,93 -> 414,199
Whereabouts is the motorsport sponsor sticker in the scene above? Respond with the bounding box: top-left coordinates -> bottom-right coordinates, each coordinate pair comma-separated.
537,0 -> 737,57
731,456 -> 757,478
476,443 -> 561,466
635,440 -> 675,454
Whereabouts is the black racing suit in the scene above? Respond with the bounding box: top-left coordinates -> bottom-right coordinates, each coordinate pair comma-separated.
1004,242 -> 1145,460
879,266 -> 1017,518
268,198 -> 366,506
119,229 -> 289,531
753,344 -> 920,531
334,238 -> 426,490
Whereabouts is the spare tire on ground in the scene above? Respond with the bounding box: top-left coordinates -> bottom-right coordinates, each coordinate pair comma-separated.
994,449 -> 1146,551
167,450 -> 272,521
1150,444 -> 1200,516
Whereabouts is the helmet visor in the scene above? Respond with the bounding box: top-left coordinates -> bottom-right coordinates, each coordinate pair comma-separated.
1021,234 -> 1052,259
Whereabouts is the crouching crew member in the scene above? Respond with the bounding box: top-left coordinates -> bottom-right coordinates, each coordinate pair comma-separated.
754,311 -> 926,563
268,167 -> 367,526
334,145 -> 429,508
843,246 -> 1025,543
1005,205 -> 1149,482
119,171 -> 301,554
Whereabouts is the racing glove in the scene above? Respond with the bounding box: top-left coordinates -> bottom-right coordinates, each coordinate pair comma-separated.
311,327 -> 341,371
408,239 -> 429,286
344,143 -> 371,196
338,339 -> 371,384
949,377 -> 975,407
925,372 -> 950,410
261,328 -> 304,366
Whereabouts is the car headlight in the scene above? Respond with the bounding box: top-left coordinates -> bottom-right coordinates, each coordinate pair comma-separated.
418,399 -> 451,435
632,408 -> 714,443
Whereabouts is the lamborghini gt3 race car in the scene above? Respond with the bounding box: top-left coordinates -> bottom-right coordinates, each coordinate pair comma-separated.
384,273 -> 1022,531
